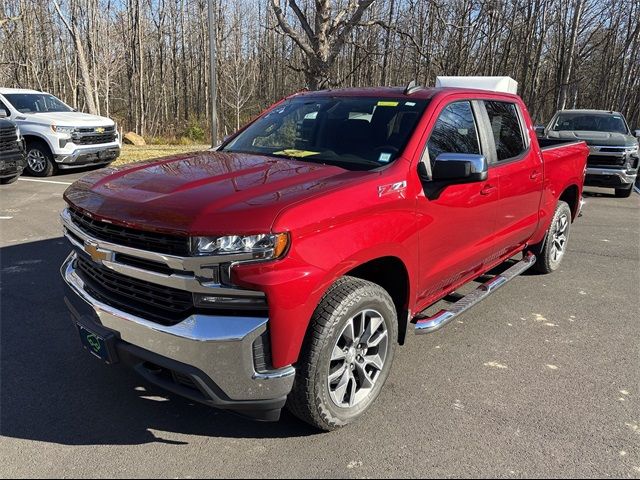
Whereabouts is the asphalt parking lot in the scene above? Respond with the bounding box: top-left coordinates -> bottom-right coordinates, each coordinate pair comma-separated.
1,171 -> 639,478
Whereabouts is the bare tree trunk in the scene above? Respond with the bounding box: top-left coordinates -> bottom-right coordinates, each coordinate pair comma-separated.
53,0 -> 98,114
558,0 -> 585,110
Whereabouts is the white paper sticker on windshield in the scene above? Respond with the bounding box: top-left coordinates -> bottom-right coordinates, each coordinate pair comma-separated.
379,152 -> 392,163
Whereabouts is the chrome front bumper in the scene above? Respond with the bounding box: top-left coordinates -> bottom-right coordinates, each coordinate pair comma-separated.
61,252 -> 295,407
585,167 -> 637,185
55,145 -> 120,168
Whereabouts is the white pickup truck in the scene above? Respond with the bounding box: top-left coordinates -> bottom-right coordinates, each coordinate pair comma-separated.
0,88 -> 120,176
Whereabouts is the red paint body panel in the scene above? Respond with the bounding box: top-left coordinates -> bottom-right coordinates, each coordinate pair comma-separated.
63,87 -> 588,369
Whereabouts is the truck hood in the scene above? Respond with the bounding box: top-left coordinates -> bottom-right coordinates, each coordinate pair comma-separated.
64,151 -> 365,235
19,111 -> 114,128
548,130 -> 637,147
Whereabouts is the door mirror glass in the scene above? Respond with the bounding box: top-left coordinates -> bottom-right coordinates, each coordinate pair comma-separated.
431,153 -> 488,183
0,108 -> 8,118
635,129 -> 640,138
535,125 -> 545,137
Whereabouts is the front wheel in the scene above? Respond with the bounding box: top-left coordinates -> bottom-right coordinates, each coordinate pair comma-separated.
533,200 -> 572,274
25,141 -> 55,177
287,276 -> 398,431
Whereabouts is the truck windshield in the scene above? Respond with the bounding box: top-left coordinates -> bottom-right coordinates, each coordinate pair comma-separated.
222,97 -> 429,170
551,112 -> 628,134
4,93 -> 73,114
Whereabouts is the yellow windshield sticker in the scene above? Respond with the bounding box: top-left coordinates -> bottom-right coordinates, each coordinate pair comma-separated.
273,149 -> 320,158
377,101 -> 399,107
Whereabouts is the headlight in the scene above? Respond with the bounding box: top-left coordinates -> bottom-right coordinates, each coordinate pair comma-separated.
51,125 -> 75,135
15,126 -> 21,140
190,233 -> 289,259
625,145 -> 639,155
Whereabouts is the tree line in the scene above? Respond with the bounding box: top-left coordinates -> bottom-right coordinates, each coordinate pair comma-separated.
1,0 -> 639,142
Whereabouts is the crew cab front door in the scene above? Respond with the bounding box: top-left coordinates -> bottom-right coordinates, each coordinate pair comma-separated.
414,99 -> 499,308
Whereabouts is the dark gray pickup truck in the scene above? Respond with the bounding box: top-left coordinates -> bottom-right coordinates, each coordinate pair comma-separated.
0,117 -> 26,185
539,109 -> 639,198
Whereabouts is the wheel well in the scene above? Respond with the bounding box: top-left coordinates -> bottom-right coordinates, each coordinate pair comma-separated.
346,256 -> 410,344
22,135 -> 52,153
559,184 -> 579,220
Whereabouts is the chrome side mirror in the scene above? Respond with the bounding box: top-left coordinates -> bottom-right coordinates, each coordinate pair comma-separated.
431,153 -> 488,183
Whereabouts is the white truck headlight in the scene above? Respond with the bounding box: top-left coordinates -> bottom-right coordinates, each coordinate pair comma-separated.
190,233 -> 289,259
51,125 -> 75,135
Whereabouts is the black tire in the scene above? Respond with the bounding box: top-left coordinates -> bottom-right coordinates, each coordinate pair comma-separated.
533,200 -> 572,274
615,186 -> 633,198
0,174 -> 20,185
25,140 -> 55,177
287,276 -> 398,431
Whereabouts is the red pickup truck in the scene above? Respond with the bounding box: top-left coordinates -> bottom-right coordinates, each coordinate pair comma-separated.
61,85 -> 588,431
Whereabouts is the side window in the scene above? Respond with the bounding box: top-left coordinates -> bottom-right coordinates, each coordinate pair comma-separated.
427,101 -> 480,164
485,101 -> 526,161
0,100 -> 9,117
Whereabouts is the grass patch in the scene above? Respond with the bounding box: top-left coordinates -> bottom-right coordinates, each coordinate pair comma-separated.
114,144 -> 210,166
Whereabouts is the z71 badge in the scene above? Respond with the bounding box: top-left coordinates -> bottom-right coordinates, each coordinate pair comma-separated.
378,181 -> 407,198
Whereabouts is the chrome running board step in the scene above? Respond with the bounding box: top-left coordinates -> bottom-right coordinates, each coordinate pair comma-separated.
414,253 -> 536,335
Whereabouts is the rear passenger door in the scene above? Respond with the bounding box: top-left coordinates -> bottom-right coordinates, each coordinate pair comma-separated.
482,100 -> 543,256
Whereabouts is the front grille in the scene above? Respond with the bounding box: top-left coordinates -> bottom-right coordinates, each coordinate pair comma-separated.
73,132 -> 117,145
69,208 -> 190,256
75,254 -> 194,325
587,154 -> 626,167
0,127 -> 18,152
77,126 -> 116,133
114,253 -> 176,275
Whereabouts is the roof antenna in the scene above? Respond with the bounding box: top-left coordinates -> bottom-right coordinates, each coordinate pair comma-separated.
404,80 -> 423,95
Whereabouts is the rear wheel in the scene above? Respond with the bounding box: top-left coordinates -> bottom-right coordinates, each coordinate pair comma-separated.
615,185 -> 633,198
25,140 -> 55,177
533,201 -> 572,274
287,276 -> 397,431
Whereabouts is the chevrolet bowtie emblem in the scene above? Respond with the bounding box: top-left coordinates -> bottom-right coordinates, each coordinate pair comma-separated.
84,243 -> 108,263
96,127 -> 105,134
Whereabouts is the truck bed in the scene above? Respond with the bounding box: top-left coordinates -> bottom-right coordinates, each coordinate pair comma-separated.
538,138 -> 585,150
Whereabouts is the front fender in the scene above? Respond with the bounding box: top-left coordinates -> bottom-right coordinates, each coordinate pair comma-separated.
234,185 -> 418,367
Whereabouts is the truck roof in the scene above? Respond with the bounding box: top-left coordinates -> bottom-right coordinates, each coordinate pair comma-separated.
557,109 -> 623,116
291,86 -> 521,102
0,88 -> 42,94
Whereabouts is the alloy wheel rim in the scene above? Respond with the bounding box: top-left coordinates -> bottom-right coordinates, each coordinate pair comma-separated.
328,309 -> 389,408
27,150 -> 47,173
550,213 -> 569,263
